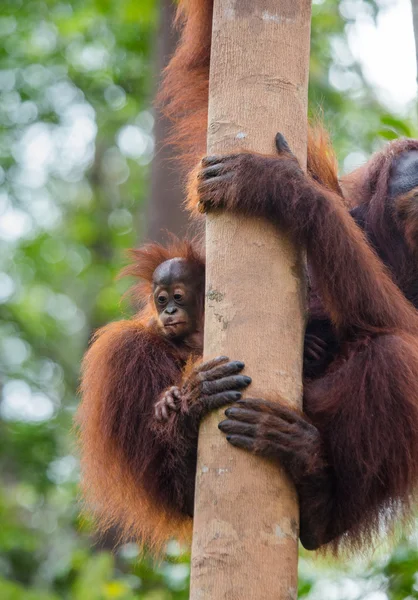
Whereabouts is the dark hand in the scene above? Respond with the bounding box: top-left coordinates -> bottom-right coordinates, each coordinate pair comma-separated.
303,333 -> 329,372
155,356 -> 251,424
196,154 -> 239,214
218,397 -> 322,483
195,133 -> 301,215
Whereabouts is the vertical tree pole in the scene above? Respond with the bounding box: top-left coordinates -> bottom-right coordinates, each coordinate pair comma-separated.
190,2 -> 312,599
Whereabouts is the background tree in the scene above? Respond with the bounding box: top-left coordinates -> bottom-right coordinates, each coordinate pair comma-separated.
148,0 -> 189,241
0,0 -> 417,598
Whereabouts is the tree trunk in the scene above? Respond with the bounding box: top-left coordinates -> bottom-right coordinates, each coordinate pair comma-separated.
412,0 -> 418,83
147,0 -> 190,241
190,2 -> 312,599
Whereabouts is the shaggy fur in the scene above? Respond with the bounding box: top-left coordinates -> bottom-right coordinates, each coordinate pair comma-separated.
192,140 -> 418,553
158,0 -> 212,169
76,238 -> 205,551
158,0 -> 341,193
78,0 -> 418,556
160,0 -> 418,554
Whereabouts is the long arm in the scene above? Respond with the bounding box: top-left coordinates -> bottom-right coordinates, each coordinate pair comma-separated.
206,137 -> 418,552
191,138 -> 418,335
218,315 -> 418,552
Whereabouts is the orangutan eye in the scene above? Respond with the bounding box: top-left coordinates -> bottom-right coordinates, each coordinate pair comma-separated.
174,293 -> 183,302
157,295 -> 167,304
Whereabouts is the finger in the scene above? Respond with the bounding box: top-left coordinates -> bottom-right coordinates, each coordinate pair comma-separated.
275,132 -> 292,155
305,334 -> 327,349
161,403 -> 168,421
196,356 -> 229,373
202,375 -> 251,396
173,388 -> 182,399
223,408 -> 303,443
305,339 -> 327,355
226,433 -> 293,461
166,397 -> 177,411
305,348 -> 321,361
310,342 -> 326,355
154,405 -> 161,421
224,407 -> 261,423
201,154 -> 240,167
225,434 -> 256,452
218,419 -> 257,437
202,361 -> 245,382
198,173 -> 234,191
223,407 -> 267,426
201,390 -> 242,411
198,164 -> 225,180
236,398 -> 302,423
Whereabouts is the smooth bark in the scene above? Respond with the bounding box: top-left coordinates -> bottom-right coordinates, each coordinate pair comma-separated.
190,1 -> 312,599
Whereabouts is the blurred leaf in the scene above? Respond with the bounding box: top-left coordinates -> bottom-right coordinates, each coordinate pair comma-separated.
0,0 -> 417,598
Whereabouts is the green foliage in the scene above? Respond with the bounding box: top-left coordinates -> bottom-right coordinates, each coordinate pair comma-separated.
0,0 -> 417,598
383,541 -> 418,599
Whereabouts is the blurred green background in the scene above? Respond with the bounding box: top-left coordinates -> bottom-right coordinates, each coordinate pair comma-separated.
1,0 -> 418,598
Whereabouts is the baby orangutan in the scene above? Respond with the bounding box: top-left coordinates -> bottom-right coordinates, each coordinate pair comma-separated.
152,255 -> 250,422
77,237 -> 251,551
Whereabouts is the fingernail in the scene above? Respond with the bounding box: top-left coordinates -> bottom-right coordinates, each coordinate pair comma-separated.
233,392 -> 241,400
225,408 -> 231,417
235,361 -> 245,369
226,435 -> 232,441
243,376 -> 252,384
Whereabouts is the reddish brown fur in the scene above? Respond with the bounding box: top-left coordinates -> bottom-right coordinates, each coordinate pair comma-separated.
396,189 -> 418,252
190,137 -> 418,553
77,148 -> 418,554
307,124 -> 342,197
158,0 -> 212,169
80,0 -> 418,556
76,238 -> 205,551
158,0 -> 341,193
344,138 -> 418,308
159,0 -> 418,554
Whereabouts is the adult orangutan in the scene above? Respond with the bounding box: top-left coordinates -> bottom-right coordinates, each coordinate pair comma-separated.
188,132 -> 418,552
158,0 -> 418,553
78,142 -> 418,553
